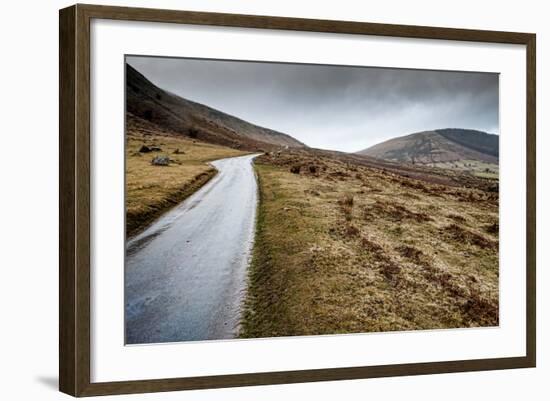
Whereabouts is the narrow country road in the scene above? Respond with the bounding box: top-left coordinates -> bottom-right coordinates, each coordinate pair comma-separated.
125,153 -> 259,344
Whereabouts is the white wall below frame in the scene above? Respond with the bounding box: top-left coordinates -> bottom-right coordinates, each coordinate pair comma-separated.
0,0 -> 547,400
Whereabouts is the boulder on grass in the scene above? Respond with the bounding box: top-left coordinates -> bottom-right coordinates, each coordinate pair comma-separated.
151,155 -> 170,166
139,145 -> 152,153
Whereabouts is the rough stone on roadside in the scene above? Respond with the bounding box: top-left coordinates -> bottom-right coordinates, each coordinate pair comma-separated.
151,155 -> 170,166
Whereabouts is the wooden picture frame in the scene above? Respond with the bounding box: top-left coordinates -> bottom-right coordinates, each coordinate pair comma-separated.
59,3 -> 536,397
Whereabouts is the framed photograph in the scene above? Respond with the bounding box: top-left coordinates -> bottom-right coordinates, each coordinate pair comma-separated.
59,4 -> 536,397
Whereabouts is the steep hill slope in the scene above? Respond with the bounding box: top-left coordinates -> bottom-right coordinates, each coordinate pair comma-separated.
126,63 -> 305,150
357,129 -> 499,165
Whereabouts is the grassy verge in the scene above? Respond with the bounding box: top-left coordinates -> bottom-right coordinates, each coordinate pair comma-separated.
240,152 -> 498,338
427,159 -> 499,179
126,131 -> 246,236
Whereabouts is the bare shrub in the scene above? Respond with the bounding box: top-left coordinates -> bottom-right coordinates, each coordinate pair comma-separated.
485,222 -> 499,235
423,266 -> 454,291
381,262 -> 401,282
345,224 -> 360,237
442,224 -> 497,250
400,179 -> 428,191
396,245 -> 424,263
361,237 -> 384,256
338,194 -> 354,221
446,213 -> 466,223
364,200 -> 432,223
340,194 -> 354,207
329,170 -> 351,180
462,287 -> 498,325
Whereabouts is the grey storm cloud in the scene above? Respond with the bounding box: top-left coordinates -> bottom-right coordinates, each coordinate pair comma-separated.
127,56 -> 499,152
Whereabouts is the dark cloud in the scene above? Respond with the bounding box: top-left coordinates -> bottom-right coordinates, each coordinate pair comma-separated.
127,56 -> 499,152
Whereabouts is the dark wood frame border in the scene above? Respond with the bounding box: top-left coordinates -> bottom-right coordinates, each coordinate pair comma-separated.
59,3 -> 536,397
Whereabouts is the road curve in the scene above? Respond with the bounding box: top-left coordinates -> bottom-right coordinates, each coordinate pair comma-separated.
125,154 -> 259,344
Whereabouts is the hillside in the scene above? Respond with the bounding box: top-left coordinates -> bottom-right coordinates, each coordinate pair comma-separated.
241,147 -> 499,338
125,113 -> 248,236
126,64 -> 305,150
357,129 -> 499,165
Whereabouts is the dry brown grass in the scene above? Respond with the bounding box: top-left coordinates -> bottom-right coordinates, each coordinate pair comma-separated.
126,121 -> 246,236
363,200 -> 433,223
441,223 -> 498,250
241,150 -> 499,338
485,222 -> 499,235
395,245 -> 425,263
338,194 -> 354,222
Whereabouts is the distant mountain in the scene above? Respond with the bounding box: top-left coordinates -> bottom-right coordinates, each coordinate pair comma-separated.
357,129 -> 499,165
126,64 -> 305,150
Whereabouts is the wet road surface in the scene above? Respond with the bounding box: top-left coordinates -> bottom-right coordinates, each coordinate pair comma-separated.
125,154 -> 259,344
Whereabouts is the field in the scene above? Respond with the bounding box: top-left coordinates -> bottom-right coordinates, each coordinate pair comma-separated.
125,113 -> 500,336
125,114 -> 247,236
240,150 -> 499,338
426,159 -> 499,179
123,60 -> 501,343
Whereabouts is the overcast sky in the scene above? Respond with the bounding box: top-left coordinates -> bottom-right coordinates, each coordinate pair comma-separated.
127,56 -> 499,152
